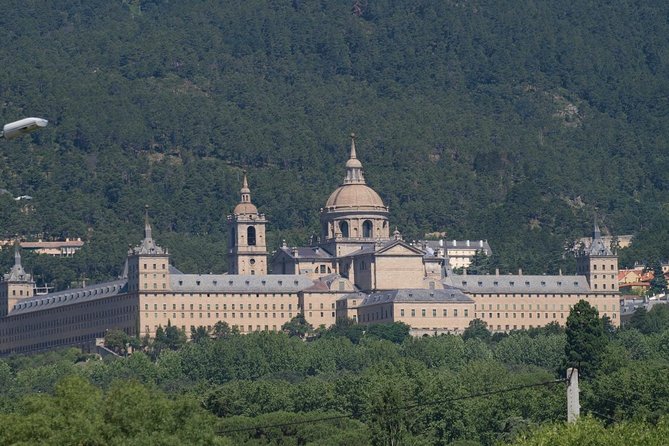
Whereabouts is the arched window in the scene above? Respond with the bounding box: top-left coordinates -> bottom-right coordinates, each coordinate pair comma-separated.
363,220 -> 373,238
339,221 -> 349,238
247,226 -> 256,246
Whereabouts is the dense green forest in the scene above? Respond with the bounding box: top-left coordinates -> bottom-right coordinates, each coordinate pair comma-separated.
1,0 -> 669,286
1,304 -> 669,445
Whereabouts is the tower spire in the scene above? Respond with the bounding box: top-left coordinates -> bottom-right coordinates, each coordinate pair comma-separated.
350,133 -> 358,160
144,204 -> 152,240
240,171 -> 251,203
132,205 -> 165,255
13,241 -> 21,269
343,133 -> 365,184
588,218 -> 612,256
4,240 -> 30,282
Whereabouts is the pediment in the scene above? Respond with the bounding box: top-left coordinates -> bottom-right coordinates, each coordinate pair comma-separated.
376,241 -> 424,256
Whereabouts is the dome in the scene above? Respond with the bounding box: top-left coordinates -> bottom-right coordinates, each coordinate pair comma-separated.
233,202 -> 258,214
325,183 -> 386,210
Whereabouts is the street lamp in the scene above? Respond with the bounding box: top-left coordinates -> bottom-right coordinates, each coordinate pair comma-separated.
1,117 -> 48,140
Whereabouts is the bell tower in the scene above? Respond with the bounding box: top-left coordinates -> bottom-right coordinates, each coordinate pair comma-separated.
227,174 -> 268,275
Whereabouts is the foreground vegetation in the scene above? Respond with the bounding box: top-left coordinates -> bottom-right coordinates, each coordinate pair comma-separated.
1,304 -> 668,445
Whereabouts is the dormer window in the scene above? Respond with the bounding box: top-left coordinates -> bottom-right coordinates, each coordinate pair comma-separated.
178,280 -> 183,286
196,280 -> 201,286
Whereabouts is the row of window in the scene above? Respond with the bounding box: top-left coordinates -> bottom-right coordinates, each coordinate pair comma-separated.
478,312 -> 616,320
146,324 -> 277,334
145,302 -> 294,311
474,293 -> 614,298
359,307 -> 471,323
463,280 -> 582,288
475,303 -> 617,312
4,313 -> 134,344
2,332 -> 106,355
398,308 -> 469,318
145,312 -> 294,320
140,292 -> 294,298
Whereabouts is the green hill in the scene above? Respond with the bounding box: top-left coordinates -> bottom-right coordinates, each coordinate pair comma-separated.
1,0 -> 668,287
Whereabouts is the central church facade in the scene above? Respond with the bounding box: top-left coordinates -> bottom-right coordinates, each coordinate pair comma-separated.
0,135 -> 621,354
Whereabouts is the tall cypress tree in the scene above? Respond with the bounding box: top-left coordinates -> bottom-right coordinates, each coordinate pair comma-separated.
565,300 -> 607,378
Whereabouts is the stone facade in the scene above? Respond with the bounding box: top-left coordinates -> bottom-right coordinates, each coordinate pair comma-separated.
0,134 -> 621,355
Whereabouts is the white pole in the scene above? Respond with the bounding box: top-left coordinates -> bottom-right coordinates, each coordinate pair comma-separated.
567,367 -> 580,422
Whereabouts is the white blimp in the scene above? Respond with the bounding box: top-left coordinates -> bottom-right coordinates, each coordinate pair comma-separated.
1,117 -> 48,140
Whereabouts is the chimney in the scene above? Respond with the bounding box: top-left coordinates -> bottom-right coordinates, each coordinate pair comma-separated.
518,268 -> 522,275
439,239 -> 443,247
466,240 -> 470,247
479,240 -> 483,247
559,268 -> 563,276
453,239 -> 456,246
495,268 -> 500,276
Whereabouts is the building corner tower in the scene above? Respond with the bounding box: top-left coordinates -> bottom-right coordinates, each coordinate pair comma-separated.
0,244 -> 34,317
127,206 -> 171,293
577,222 -> 619,292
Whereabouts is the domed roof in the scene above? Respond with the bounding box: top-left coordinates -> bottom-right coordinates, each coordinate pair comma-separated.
234,202 -> 258,214
325,184 -> 385,209
232,174 -> 259,215
323,134 -> 387,211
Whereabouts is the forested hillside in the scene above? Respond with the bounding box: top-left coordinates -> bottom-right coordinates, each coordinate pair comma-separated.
1,0 -> 668,286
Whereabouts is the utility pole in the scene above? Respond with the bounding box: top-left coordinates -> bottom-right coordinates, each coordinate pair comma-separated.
567,367 -> 580,422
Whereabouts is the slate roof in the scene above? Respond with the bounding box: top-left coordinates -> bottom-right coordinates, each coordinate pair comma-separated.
277,246 -> 334,260
451,274 -> 591,294
337,291 -> 367,302
358,288 -> 474,307
8,280 -> 127,315
588,223 -> 613,256
3,248 -> 31,283
169,273 -> 316,293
